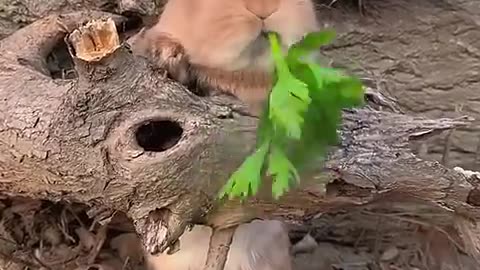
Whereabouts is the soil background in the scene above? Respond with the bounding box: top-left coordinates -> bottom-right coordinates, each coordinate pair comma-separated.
0,0 -> 479,269
315,0 -> 480,170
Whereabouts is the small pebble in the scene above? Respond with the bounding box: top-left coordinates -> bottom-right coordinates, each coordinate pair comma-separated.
291,233 -> 318,255
380,246 -> 399,261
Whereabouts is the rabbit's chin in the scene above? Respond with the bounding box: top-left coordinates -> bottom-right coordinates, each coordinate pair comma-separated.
238,32 -> 274,72
234,28 -> 299,73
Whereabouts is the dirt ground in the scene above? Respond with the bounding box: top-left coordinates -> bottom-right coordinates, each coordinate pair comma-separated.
2,193 -> 479,270
1,0 -> 480,269
315,0 -> 480,171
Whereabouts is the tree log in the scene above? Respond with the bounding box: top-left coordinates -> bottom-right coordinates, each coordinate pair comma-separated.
1,9 -> 480,266
0,11 -> 260,254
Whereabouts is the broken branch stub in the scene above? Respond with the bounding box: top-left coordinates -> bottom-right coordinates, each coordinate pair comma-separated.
67,18 -> 121,62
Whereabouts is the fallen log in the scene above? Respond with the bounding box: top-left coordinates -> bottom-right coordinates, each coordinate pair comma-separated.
1,10 -> 480,269
0,12 -> 260,255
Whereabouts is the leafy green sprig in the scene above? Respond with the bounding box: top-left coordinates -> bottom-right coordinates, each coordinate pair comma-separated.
218,30 -> 365,200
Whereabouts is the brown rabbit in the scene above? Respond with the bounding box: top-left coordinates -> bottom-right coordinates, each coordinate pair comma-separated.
130,0 -> 319,115
145,219 -> 293,270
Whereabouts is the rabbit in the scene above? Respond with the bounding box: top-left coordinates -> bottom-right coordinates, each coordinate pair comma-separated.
129,0 -> 320,115
145,219 -> 293,270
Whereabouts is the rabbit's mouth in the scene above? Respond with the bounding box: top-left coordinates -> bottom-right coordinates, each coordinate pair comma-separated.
259,30 -> 287,48
250,31 -> 270,55
260,29 -> 270,39
234,29 -> 280,71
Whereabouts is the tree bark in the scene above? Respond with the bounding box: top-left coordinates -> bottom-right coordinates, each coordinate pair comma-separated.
1,6 -> 480,267
0,11 -> 260,254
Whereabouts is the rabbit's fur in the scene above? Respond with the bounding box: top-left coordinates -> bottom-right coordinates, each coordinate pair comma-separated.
146,219 -> 293,270
130,0 -> 319,114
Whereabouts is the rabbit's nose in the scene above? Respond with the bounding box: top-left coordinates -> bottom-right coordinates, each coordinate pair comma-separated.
245,0 -> 279,20
256,12 -> 273,20
246,8 -> 275,20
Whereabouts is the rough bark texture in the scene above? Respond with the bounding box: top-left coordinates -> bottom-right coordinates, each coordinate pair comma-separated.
0,11 -> 261,255
0,0 -> 480,269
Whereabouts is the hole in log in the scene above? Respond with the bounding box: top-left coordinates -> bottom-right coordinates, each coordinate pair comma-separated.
46,40 -> 77,80
186,84 -> 210,98
118,12 -> 144,41
135,120 -> 183,152
467,188 -> 480,207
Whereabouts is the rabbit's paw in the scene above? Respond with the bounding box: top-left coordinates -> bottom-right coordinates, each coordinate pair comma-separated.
148,34 -> 190,84
129,30 -> 191,84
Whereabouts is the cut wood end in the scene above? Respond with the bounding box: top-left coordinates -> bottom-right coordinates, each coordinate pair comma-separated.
67,18 -> 121,62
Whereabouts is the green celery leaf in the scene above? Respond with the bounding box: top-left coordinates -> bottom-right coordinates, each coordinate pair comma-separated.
218,29 -> 365,201
307,65 -> 364,109
268,33 -> 311,140
267,145 -> 300,199
287,30 -> 336,64
218,141 -> 270,200
285,63 -> 364,174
